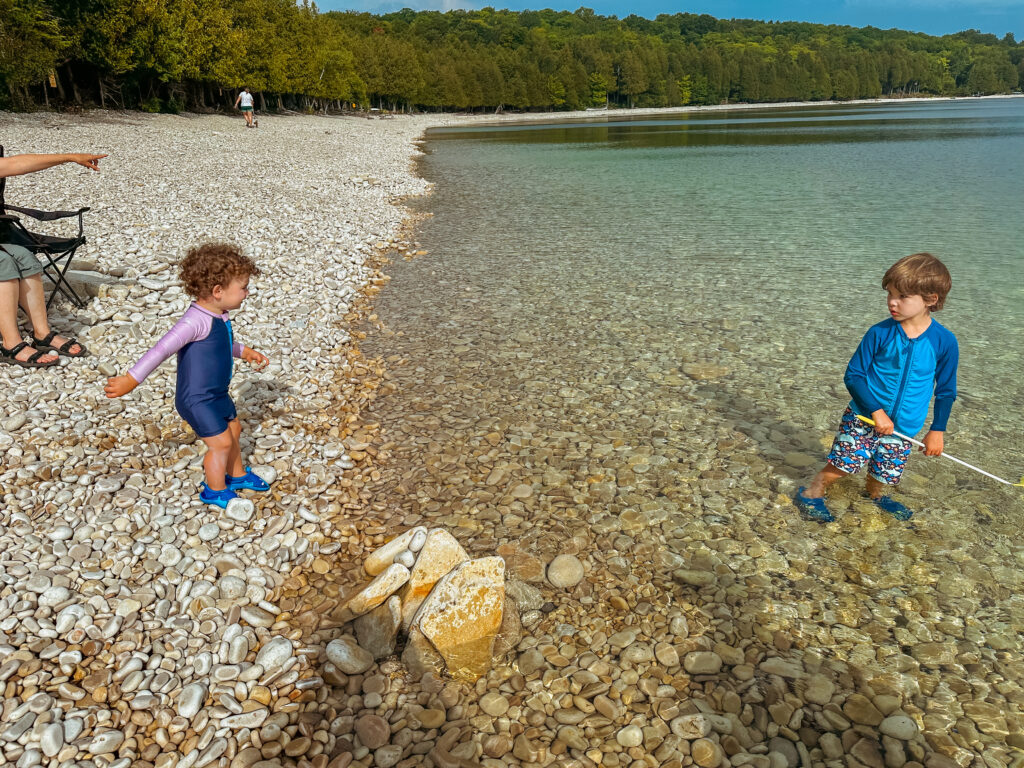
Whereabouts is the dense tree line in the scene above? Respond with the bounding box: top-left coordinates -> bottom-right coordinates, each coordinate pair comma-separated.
2,0 -> 1022,112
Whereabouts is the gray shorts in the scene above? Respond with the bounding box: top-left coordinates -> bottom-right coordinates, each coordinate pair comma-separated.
0,243 -> 42,281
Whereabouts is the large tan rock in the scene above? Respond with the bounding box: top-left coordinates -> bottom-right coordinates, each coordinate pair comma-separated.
364,527 -> 427,576
336,563 -> 410,623
413,556 -> 505,682
400,530 -> 470,630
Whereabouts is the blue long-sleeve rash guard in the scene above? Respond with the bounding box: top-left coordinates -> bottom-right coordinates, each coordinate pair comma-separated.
844,317 -> 959,436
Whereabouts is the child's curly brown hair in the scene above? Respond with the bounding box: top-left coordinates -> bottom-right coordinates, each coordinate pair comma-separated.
178,243 -> 261,299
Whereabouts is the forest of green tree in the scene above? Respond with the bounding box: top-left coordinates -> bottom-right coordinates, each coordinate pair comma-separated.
2,0 -> 1022,113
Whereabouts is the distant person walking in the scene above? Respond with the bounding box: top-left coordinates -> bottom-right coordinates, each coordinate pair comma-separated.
234,88 -> 256,128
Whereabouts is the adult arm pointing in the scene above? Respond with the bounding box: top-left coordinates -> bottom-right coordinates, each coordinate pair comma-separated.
0,153 -> 107,178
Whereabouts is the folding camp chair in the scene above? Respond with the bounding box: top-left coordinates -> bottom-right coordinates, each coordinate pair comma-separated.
0,144 -> 91,308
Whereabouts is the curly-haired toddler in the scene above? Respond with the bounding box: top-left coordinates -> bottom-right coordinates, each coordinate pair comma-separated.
105,243 -> 271,508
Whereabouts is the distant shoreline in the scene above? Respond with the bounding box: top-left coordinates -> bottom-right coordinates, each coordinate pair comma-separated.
426,92 -> 1024,131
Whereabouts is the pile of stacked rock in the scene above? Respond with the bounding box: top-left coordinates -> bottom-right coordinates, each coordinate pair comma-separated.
323,528 -> 510,683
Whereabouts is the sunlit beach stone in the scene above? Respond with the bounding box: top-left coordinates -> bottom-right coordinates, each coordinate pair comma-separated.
326,635 -> 374,674
254,636 -> 292,669
880,715 -> 920,740
365,526 -> 428,576
225,497 -> 255,522
339,562 -> 410,622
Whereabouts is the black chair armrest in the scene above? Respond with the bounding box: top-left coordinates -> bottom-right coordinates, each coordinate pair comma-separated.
3,203 -> 90,221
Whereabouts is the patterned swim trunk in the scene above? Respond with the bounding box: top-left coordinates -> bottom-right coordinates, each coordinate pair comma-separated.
826,407 -> 912,486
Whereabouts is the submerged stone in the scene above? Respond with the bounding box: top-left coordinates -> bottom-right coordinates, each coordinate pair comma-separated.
413,556 -> 506,682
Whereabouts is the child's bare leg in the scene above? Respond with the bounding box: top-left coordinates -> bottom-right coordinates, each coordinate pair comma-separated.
202,428 -> 235,491
804,463 -> 847,498
865,475 -> 887,499
226,419 -> 245,478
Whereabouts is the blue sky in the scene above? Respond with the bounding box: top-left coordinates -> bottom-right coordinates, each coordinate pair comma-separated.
316,0 -> 1024,38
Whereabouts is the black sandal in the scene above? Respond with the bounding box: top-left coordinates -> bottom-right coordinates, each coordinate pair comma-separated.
33,330 -> 87,358
0,341 -> 59,368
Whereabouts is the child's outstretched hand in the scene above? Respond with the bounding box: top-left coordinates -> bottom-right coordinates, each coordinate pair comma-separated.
921,430 -> 944,456
242,347 -> 269,371
104,374 -> 138,398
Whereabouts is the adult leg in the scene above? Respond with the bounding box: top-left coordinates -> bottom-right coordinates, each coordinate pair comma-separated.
0,278 -> 56,363
202,428 -> 235,491
20,273 -> 81,355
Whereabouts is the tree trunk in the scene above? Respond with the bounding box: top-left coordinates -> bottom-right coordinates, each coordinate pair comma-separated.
42,80 -> 50,107
53,70 -> 66,101
65,64 -> 81,104
259,91 -> 266,111
98,74 -> 106,108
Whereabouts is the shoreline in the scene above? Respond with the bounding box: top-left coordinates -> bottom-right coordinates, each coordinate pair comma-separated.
420,93 -> 1024,131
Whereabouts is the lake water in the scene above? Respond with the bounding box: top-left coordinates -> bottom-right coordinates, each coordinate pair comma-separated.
362,98 -> 1024,757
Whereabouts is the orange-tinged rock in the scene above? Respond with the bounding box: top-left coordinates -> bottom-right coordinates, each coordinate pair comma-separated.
414,557 -> 505,682
400,530 -> 470,630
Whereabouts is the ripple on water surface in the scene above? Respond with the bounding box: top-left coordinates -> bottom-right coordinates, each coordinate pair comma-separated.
363,98 -> 1024,759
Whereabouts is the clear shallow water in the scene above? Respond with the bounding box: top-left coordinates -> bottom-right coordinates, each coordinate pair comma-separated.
413,98 -> 1024,513
363,99 -> 1024,721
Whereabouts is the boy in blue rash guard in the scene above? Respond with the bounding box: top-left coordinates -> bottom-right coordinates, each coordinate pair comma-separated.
796,253 -> 958,522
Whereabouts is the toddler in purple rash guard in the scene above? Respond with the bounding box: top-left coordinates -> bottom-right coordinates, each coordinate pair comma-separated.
105,243 -> 271,509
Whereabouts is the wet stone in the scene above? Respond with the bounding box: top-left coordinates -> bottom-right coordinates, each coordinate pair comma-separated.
479,690 -> 510,716
684,651 -> 723,675
546,554 -> 584,588
880,715 -> 919,741
355,715 -> 391,749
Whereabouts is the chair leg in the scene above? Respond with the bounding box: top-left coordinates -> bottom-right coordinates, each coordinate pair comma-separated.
42,248 -> 86,309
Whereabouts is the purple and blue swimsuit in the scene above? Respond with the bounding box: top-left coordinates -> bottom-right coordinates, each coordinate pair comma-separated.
130,303 -> 245,438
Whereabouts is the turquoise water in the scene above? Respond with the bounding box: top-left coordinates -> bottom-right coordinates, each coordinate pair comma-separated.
361,100 -> 1024,715
413,98 -> 1024,518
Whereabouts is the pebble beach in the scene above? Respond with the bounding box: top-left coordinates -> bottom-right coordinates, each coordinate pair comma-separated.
1,108 -> 1023,768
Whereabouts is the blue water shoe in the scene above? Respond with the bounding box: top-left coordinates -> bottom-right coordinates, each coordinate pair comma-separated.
795,487 -> 836,523
225,466 -> 270,492
200,483 -> 238,509
870,495 -> 913,521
